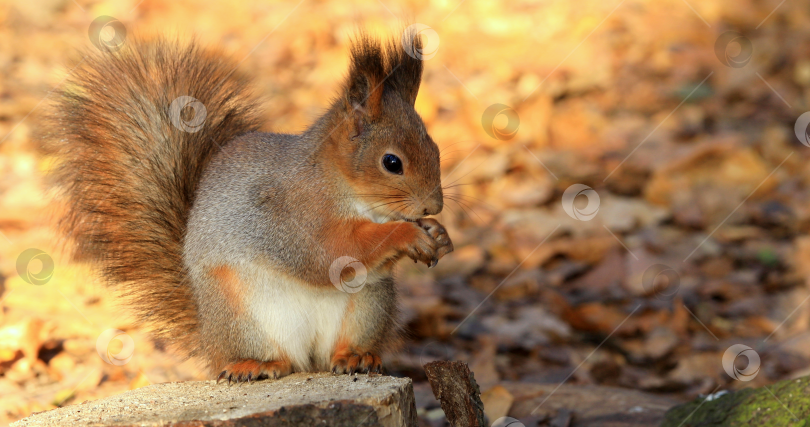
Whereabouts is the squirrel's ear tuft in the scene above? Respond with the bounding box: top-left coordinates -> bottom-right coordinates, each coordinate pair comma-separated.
343,29 -> 425,127
346,34 -> 386,123
387,27 -> 424,106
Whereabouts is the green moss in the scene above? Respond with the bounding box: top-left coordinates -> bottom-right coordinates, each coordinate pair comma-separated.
661,377 -> 810,427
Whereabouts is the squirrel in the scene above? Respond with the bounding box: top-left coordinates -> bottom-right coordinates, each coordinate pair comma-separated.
45,30 -> 453,382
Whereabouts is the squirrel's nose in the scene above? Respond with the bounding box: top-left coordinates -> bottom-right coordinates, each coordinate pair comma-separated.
422,199 -> 443,216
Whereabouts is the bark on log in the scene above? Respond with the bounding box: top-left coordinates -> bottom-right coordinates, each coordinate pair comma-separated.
10,373 -> 418,427
423,361 -> 486,427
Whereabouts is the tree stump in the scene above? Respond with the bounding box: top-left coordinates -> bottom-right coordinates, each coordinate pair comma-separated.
10,373 -> 418,427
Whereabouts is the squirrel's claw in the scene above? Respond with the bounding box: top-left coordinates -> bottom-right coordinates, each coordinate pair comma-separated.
408,218 -> 453,268
217,359 -> 292,384
331,351 -> 382,375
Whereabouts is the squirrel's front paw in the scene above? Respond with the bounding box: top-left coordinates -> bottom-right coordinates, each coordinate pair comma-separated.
405,218 -> 454,267
331,351 -> 382,375
217,359 -> 292,384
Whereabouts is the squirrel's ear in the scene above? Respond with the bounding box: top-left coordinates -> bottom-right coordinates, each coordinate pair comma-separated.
345,35 -> 385,128
389,28 -> 424,106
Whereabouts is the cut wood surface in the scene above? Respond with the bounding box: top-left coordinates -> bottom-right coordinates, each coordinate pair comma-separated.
10,373 -> 417,427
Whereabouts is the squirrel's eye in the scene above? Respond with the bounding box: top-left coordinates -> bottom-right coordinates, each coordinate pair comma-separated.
382,154 -> 403,175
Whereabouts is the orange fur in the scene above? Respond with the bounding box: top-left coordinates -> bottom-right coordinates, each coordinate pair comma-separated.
319,218 -> 420,281
330,297 -> 385,374
218,359 -> 292,383
209,266 -> 246,316
330,338 -> 382,374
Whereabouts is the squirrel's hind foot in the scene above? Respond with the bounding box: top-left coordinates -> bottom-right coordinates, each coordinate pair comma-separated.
217,359 -> 292,384
331,351 -> 382,375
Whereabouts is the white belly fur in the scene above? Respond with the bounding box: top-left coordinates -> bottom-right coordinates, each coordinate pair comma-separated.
241,263 -> 350,372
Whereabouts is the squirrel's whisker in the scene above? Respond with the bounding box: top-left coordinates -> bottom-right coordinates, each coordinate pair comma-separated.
441,159 -> 488,189
442,183 -> 474,190
445,192 -> 490,205
445,196 -> 483,223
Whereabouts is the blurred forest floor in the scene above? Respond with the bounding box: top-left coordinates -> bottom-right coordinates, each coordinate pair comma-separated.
3,0 -> 810,425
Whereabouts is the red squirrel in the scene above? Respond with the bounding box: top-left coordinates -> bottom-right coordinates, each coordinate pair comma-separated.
45,30 -> 453,382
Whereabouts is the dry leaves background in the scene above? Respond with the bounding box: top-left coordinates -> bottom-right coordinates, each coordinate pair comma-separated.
2,0 -> 810,425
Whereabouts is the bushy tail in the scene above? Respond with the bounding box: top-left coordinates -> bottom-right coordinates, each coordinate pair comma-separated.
44,37 -> 262,359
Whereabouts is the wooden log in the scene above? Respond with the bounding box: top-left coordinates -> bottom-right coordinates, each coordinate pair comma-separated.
10,373 -> 418,427
423,361 -> 486,427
